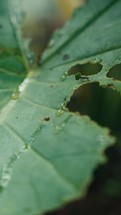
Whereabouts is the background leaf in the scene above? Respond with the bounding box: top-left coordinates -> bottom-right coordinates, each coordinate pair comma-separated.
0,0 -> 29,110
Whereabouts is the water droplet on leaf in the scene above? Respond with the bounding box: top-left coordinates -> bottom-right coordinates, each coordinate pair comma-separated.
0,145 -> 29,188
90,58 -> 102,64
54,122 -> 66,134
0,171 -> 11,188
30,137 -> 35,144
11,91 -> 20,100
60,71 -> 68,81
21,144 -> 30,152
54,126 -> 62,134
56,109 -> 65,117
56,103 -> 67,117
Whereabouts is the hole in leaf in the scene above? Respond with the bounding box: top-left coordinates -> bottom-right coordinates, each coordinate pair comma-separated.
68,63 -> 102,77
107,64 -> 121,81
67,82 -> 121,132
44,117 -> 50,122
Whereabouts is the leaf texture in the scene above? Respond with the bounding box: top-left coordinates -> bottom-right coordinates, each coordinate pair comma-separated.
0,0 -> 120,214
0,0 -> 29,110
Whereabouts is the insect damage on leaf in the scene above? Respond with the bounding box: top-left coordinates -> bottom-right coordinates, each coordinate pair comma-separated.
0,0 -> 120,215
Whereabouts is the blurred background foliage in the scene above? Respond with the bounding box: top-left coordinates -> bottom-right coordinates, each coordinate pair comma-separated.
22,1 -> 121,214
22,0 -> 84,60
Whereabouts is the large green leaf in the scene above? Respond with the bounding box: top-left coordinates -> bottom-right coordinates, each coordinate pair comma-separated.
0,0 -> 121,214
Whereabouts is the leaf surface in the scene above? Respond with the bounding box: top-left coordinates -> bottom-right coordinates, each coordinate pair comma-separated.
42,0 -> 121,93
0,0 -> 120,214
0,0 -> 29,110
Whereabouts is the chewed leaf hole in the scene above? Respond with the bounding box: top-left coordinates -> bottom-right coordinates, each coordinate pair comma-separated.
68,63 -> 102,77
44,117 -> 50,122
67,82 -> 121,132
107,64 -> 121,80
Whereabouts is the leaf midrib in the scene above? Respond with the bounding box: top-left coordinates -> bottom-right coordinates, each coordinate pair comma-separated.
50,46 -> 121,69
42,0 -> 120,65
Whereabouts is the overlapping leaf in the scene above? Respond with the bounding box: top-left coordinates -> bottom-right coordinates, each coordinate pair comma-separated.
0,0 -> 29,110
0,0 -> 120,214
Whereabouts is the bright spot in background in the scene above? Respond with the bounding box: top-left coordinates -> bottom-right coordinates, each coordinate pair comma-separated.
22,0 -> 84,21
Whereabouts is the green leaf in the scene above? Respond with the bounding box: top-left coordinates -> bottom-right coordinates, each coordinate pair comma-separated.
42,0 -> 121,94
0,0 -> 120,214
0,0 -> 30,110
